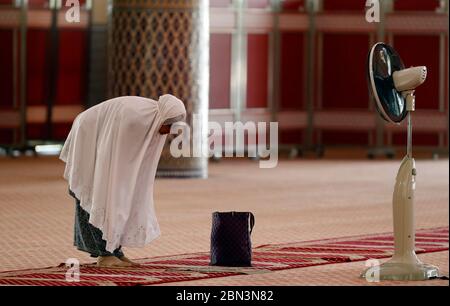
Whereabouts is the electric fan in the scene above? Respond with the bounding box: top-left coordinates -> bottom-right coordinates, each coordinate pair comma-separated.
362,43 -> 440,281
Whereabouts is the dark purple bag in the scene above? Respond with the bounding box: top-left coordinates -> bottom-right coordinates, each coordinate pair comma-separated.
210,211 -> 255,267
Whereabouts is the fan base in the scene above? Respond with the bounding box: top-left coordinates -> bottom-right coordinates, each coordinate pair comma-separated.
361,260 -> 439,281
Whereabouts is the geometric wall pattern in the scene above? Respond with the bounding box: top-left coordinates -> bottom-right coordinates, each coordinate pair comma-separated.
108,0 -> 209,177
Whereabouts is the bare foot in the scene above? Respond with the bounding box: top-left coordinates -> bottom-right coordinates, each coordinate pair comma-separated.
119,256 -> 141,267
97,256 -> 133,268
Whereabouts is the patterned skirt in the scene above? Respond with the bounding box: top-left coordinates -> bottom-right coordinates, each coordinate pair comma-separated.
69,189 -> 124,258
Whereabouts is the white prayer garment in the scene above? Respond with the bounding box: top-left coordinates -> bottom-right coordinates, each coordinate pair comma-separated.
60,95 -> 186,252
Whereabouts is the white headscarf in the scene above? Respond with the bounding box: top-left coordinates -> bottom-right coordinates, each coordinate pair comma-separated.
60,95 -> 186,252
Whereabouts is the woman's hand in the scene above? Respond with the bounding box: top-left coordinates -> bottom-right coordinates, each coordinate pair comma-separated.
159,124 -> 172,135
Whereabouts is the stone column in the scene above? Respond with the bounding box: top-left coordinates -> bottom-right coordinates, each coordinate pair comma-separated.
87,0 -> 109,108
107,0 -> 209,178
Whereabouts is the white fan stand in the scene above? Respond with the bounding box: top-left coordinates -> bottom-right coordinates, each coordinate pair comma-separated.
362,91 -> 439,281
362,43 -> 440,281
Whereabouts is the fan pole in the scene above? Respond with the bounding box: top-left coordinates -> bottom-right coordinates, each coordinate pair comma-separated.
405,91 -> 415,158
406,112 -> 412,158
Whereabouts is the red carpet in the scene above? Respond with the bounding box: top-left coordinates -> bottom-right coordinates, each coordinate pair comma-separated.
0,226 -> 447,286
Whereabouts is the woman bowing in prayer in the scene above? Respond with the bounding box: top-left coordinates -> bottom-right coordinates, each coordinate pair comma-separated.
60,95 -> 186,267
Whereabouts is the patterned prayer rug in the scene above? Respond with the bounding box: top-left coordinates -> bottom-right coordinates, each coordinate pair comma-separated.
0,226 -> 447,286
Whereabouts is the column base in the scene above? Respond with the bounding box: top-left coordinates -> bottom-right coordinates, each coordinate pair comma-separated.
156,169 -> 207,179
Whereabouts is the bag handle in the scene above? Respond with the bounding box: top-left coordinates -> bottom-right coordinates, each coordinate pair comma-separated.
249,212 -> 255,235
